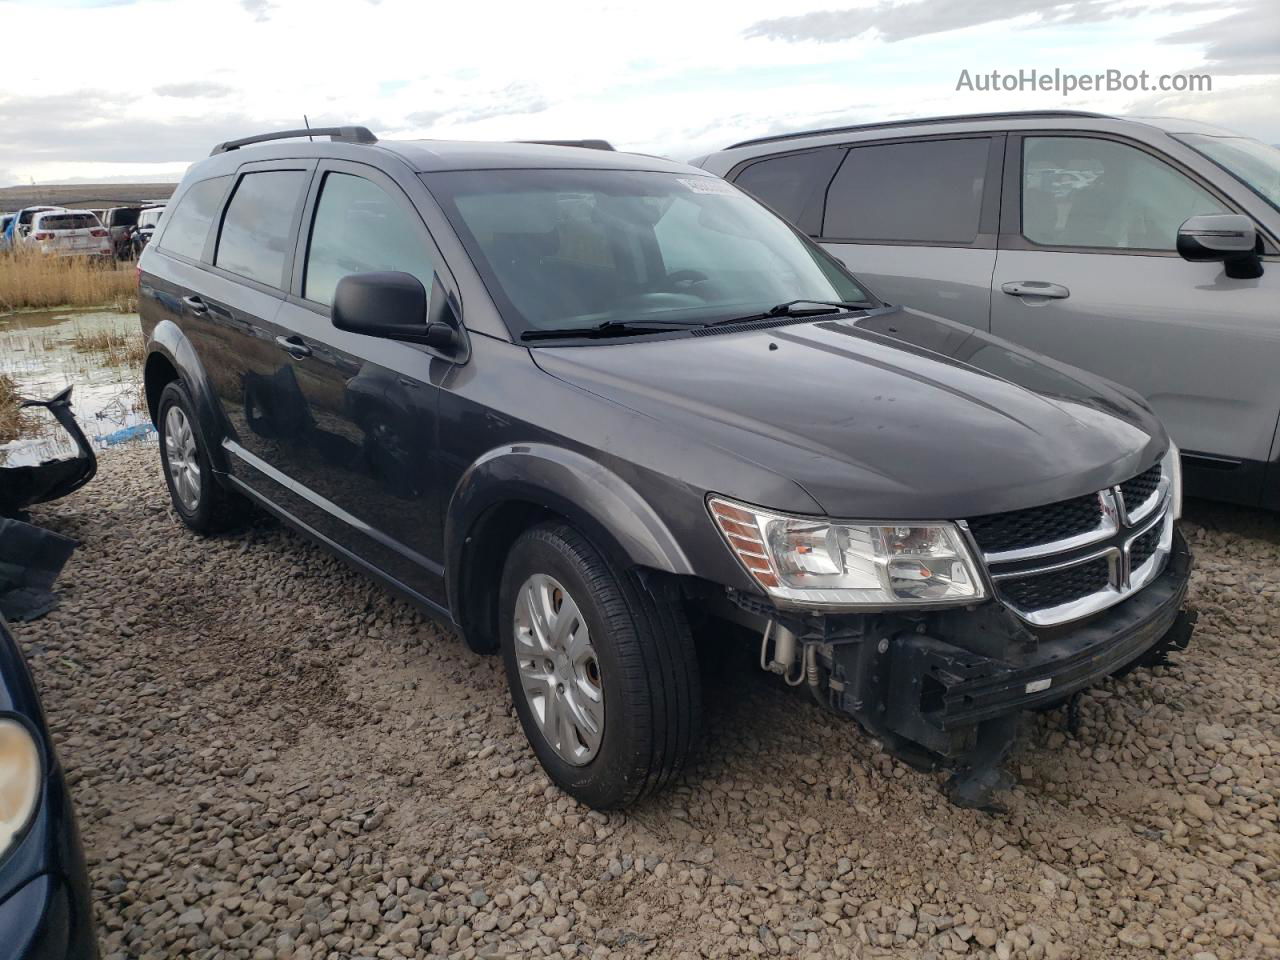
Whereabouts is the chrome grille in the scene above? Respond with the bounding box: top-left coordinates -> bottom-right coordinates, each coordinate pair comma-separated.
968,460 -> 1173,627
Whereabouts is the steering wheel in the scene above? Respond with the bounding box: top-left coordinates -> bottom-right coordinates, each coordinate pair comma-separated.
667,269 -> 710,291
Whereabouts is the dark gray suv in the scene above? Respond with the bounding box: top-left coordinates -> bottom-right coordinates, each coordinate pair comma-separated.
139,127 -> 1193,810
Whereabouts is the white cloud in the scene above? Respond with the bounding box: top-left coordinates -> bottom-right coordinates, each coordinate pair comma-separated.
0,0 -> 1275,186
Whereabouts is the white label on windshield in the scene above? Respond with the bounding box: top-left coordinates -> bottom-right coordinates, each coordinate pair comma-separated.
677,177 -> 741,196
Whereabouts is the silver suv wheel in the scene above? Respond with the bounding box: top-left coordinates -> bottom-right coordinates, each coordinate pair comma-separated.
512,573 -> 604,765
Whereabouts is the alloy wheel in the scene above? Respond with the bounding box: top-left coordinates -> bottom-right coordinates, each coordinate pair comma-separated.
512,573 -> 604,765
163,405 -> 201,512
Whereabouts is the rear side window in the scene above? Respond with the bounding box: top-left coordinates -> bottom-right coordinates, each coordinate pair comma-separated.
215,170 -> 308,287
158,178 -> 228,260
733,149 -> 843,232
823,138 -> 990,244
108,208 -> 141,228
303,172 -> 435,306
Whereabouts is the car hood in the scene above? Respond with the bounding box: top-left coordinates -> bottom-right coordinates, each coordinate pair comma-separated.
530,307 -> 1168,519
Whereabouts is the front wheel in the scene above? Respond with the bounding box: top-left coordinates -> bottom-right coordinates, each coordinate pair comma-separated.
499,522 -> 701,808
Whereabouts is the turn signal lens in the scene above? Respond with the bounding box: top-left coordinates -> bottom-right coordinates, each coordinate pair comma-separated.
0,719 -> 41,859
708,496 -> 986,609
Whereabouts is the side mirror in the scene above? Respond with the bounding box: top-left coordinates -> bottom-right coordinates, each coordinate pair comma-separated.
1177,214 -> 1263,280
332,271 -> 458,351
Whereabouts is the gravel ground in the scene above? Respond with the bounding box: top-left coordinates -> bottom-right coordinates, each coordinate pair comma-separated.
17,445 -> 1280,960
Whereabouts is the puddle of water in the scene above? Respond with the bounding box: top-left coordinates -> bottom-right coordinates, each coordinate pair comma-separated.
1,308 -> 154,467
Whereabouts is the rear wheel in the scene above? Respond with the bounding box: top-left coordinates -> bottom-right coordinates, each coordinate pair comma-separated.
156,380 -> 249,534
499,522 -> 701,808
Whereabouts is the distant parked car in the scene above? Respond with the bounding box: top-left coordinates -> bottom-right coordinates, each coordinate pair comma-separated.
19,210 -> 112,260
695,110 -> 1280,509
129,205 -> 164,257
0,613 -> 97,958
99,207 -> 143,259
1,206 -> 61,250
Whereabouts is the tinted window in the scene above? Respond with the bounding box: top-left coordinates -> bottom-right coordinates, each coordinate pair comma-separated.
38,214 -> 99,230
428,168 -> 867,339
823,138 -> 989,244
108,208 -> 141,228
158,178 -> 228,260
215,170 -> 307,287
304,173 -> 435,306
733,150 -> 842,230
1022,137 -> 1230,250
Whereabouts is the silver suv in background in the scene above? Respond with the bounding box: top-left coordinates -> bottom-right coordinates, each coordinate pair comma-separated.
694,111 -> 1280,509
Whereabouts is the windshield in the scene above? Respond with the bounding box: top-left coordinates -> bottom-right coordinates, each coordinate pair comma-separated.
139,208 -> 163,227
1178,134 -> 1280,212
424,168 -> 869,339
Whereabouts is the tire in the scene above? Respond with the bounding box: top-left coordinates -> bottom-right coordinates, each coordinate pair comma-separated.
499,522 -> 701,809
156,380 -> 249,534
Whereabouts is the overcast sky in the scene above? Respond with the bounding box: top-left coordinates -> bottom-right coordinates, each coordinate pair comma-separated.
0,0 -> 1276,187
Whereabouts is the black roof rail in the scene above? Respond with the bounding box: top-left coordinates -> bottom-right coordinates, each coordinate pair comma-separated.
725,110 -> 1113,150
519,139 -> 615,151
210,126 -> 378,156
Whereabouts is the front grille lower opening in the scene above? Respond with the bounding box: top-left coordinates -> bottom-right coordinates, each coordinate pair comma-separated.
999,556 -> 1111,613
1129,523 -> 1162,570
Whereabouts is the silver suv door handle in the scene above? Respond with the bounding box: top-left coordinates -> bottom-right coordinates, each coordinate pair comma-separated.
1002,281 -> 1070,300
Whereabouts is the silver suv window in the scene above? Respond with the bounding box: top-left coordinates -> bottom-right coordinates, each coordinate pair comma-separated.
823,138 -> 990,244
1177,134 -> 1280,213
1022,137 -> 1229,250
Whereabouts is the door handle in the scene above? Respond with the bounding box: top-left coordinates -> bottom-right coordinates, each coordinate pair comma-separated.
274,335 -> 312,359
1001,281 -> 1070,300
182,294 -> 208,315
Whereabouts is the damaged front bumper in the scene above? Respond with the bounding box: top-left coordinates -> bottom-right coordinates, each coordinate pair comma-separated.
725,528 -> 1194,808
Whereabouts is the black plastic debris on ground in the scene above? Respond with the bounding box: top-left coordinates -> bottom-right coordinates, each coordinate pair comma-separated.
1,385 -> 98,518
0,516 -> 78,622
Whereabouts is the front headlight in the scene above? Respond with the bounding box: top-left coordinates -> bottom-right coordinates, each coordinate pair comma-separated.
0,718 -> 41,859
1165,442 -> 1183,520
708,496 -> 987,608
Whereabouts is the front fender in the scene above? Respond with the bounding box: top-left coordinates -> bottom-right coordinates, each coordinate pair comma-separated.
145,318 -> 231,475
445,443 -> 696,618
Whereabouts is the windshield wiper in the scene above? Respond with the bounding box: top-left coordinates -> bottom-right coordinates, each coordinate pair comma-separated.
705,298 -> 875,328
521,319 -> 700,342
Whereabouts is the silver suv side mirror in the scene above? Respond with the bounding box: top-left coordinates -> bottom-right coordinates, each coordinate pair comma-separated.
1177,214 -> 1263,280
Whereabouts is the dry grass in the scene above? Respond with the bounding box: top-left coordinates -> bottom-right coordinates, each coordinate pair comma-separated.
0,373 -> 26,444
0,252 -> 136,313
70,324 -> 146,368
